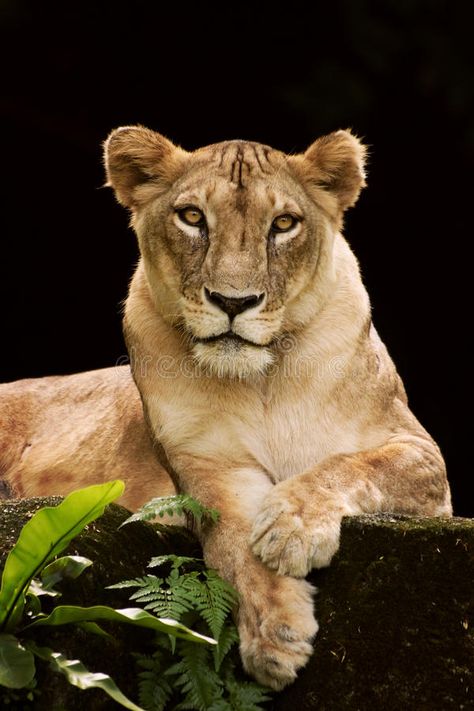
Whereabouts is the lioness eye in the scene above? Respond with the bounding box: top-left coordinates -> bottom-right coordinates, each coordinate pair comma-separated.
272,214 -> 297,232
178,207 -> 205,227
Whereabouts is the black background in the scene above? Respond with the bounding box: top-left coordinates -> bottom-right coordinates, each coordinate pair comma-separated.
0,1 -> 471,515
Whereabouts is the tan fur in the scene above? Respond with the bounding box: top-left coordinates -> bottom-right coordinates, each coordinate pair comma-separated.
0,126 -> 451,690
105,126 -> 451,688
0,367 -> 176,510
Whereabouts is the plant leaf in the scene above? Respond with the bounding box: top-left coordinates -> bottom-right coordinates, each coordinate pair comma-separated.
41,555 -> 93,589
28,642 -> 144,710
121,494 -> 219,527
28,578 -> 60,598
75,621 -> 113,638
148,555 -> 201,570
136,651 -> 174,711
0,480 -> 124,632
0,633 -> 36,689
107,574 -> 164,591
166,639 -> 223,710
213,624 -> 239,672
26,605 -> 216,644
181,570 -> 238,640
225,678 -> 272,710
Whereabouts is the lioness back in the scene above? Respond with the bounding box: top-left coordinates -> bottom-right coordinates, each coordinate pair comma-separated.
0,366 -> 175,509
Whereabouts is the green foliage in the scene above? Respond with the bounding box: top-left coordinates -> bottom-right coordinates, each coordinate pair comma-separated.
211,624 -> 239,673
0,483 -> 213,711
180,569 -> 237,641
30,643 -> 144,711
121,494 -> 220,527
0,633 -> 35,689
110,563 -> 236,638
166,640 -> 223,709
115,550 -> 272,710
0,480 -> 124,632
135,635 -> 271,711
112,573 -> 195,620
27,604 -> 215,644
0,488 -> 272,710
135,638 -> 174,711
221,678 -> 274,711
40,555 -> 93,590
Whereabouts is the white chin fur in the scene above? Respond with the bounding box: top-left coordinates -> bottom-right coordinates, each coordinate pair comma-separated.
192,341 -> 274,379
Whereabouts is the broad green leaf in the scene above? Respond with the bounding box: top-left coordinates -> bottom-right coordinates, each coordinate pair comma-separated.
0,480 -> 124,632
41,555 -> 93,590
28,642 -> 144,711
26,605 -> 217,645
0,633 -> 35,689
75,621 -> 113,638
25,590 -> 41,617
28,579 -> 60,598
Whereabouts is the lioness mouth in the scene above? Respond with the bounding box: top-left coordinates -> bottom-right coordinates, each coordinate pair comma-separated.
194,331 -> 260,347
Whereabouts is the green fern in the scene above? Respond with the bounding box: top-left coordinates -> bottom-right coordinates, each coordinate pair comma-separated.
121,495 -> 220,527
128,565 -> 271,710
107,574 -> 164,591
212,625 -> 239,672
113,495 -> 272,710
224,679 -> 272,710
148,555 -> 202,570
165,640 -> 223,710
135,649 -> 173,711
109,572 -> 196,620
181,570 -> 238,640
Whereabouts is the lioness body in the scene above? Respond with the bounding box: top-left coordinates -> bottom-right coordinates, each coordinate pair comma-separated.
0,367 -> 175,509
0,126 -> 451,690
107,127 -> 451,687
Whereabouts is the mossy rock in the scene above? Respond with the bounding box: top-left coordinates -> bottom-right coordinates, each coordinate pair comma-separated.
271,514 -> 474,711
1,501 -> 473,710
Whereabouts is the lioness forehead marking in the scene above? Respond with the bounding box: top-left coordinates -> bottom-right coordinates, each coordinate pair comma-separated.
207,141 -> 277,185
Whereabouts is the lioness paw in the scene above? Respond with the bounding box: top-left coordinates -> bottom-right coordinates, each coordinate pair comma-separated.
250,492 -> 343,575
238,576 -> 317,690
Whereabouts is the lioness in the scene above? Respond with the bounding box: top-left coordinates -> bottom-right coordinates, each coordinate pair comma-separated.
105,126 -> 451,688
0,126 -> 451,690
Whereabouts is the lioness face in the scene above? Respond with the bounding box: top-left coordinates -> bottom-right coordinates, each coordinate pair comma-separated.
105,127 -> 366,378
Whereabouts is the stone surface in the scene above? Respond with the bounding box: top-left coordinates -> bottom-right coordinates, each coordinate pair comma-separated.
0,502 -> 473,710
271,514 -> 474,711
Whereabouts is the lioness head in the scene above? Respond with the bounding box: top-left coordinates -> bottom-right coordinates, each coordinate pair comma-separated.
104,126 -> 366,378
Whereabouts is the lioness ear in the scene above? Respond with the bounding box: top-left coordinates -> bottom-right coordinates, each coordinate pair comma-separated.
291,130 -> 367,212
103,125 -> 189,208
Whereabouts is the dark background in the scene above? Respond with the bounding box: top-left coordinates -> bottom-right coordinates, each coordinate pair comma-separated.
0,1 -> 471,515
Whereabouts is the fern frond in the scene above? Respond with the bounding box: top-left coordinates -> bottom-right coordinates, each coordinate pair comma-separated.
166,640 -> 223,710
121,494 -> 220,527
213,624 -> 239,672
106,575 -> 163,591
182,570 -> 238,639
143,594 -> 194,619
225,679 -> 272,710
136,652 -> 173,711
120,539 -> 273,709
207,701 -> 233,711
129,590 -> 165,603
149,554 -> 202,570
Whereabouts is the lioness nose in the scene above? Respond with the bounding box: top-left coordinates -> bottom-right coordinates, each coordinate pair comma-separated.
205,289 -> 264,319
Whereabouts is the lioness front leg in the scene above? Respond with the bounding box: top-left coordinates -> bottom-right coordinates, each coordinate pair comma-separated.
251,435 -> 451,577
173,463 -> 317,689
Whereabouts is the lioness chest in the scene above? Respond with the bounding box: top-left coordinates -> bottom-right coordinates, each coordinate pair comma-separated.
145,374 -> 363,483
